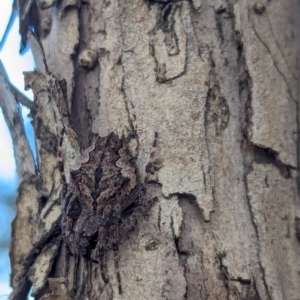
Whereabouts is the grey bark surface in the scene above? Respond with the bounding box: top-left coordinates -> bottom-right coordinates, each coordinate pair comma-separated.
8,0 -> 300,299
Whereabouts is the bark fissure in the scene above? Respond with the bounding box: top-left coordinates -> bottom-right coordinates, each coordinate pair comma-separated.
120,73 -> 136,137
118,0 -> 136,138
171,217 -> 189,300
158,203 -> 162,232
216,252 -> 231,300
234,1 -> 298,168
265,13 -> 297,81
70,4 -> 93,148
214,13 -> 224,44
243,178 -> 272,300
7,1 -> 300,299
252,24 -> 295,104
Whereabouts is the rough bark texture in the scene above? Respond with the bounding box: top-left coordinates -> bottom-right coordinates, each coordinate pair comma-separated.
7,0 -> 300,299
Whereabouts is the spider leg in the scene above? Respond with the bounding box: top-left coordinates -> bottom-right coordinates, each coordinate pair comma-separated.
112,223 -> 122,294
86,258 -> 92,295
111,204 -> 122,294
120,132 -> 158,213
144,131 -> 158,185
134,131 -> 159,209
62,184 -> 83,258
97,205 -> 111,284
120,185 -> 140,212
72,252 -> 80,296
121,196 -> 158,234
98,225 -> 109,283
119,133 -> 159,236
63,192 -> 78,245
57,126 -> 67,186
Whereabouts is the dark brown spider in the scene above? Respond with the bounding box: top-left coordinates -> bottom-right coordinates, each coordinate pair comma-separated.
58,128 -> 158,294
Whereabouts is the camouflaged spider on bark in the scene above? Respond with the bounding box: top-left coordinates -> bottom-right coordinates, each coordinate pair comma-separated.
58,129 -> 158,294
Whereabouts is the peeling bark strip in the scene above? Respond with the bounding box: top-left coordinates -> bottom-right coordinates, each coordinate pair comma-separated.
10,31 -> 81,299
9,0 -> 300,299
234,1 -> 298,167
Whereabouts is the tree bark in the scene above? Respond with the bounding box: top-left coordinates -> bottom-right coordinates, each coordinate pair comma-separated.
8,0 -> 300,299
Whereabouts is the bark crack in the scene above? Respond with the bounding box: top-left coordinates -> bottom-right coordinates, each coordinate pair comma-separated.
118,0 -> 139,145
236,34 -> 296,177
244,172 -> 272,300
265,13 -> 297,81
120,73 -> 136,137
198,250 -> 209,300
70,5 -> 91,148
158,204 -> 162,232
171,220 -> 188,300
214,13 -> 224,44
252,24 -> 295,104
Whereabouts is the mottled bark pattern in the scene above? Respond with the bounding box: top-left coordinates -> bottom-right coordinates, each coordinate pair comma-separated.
7,0 -> 300,299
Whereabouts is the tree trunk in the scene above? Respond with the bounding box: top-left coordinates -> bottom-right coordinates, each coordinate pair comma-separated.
8,0 -> 300,299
